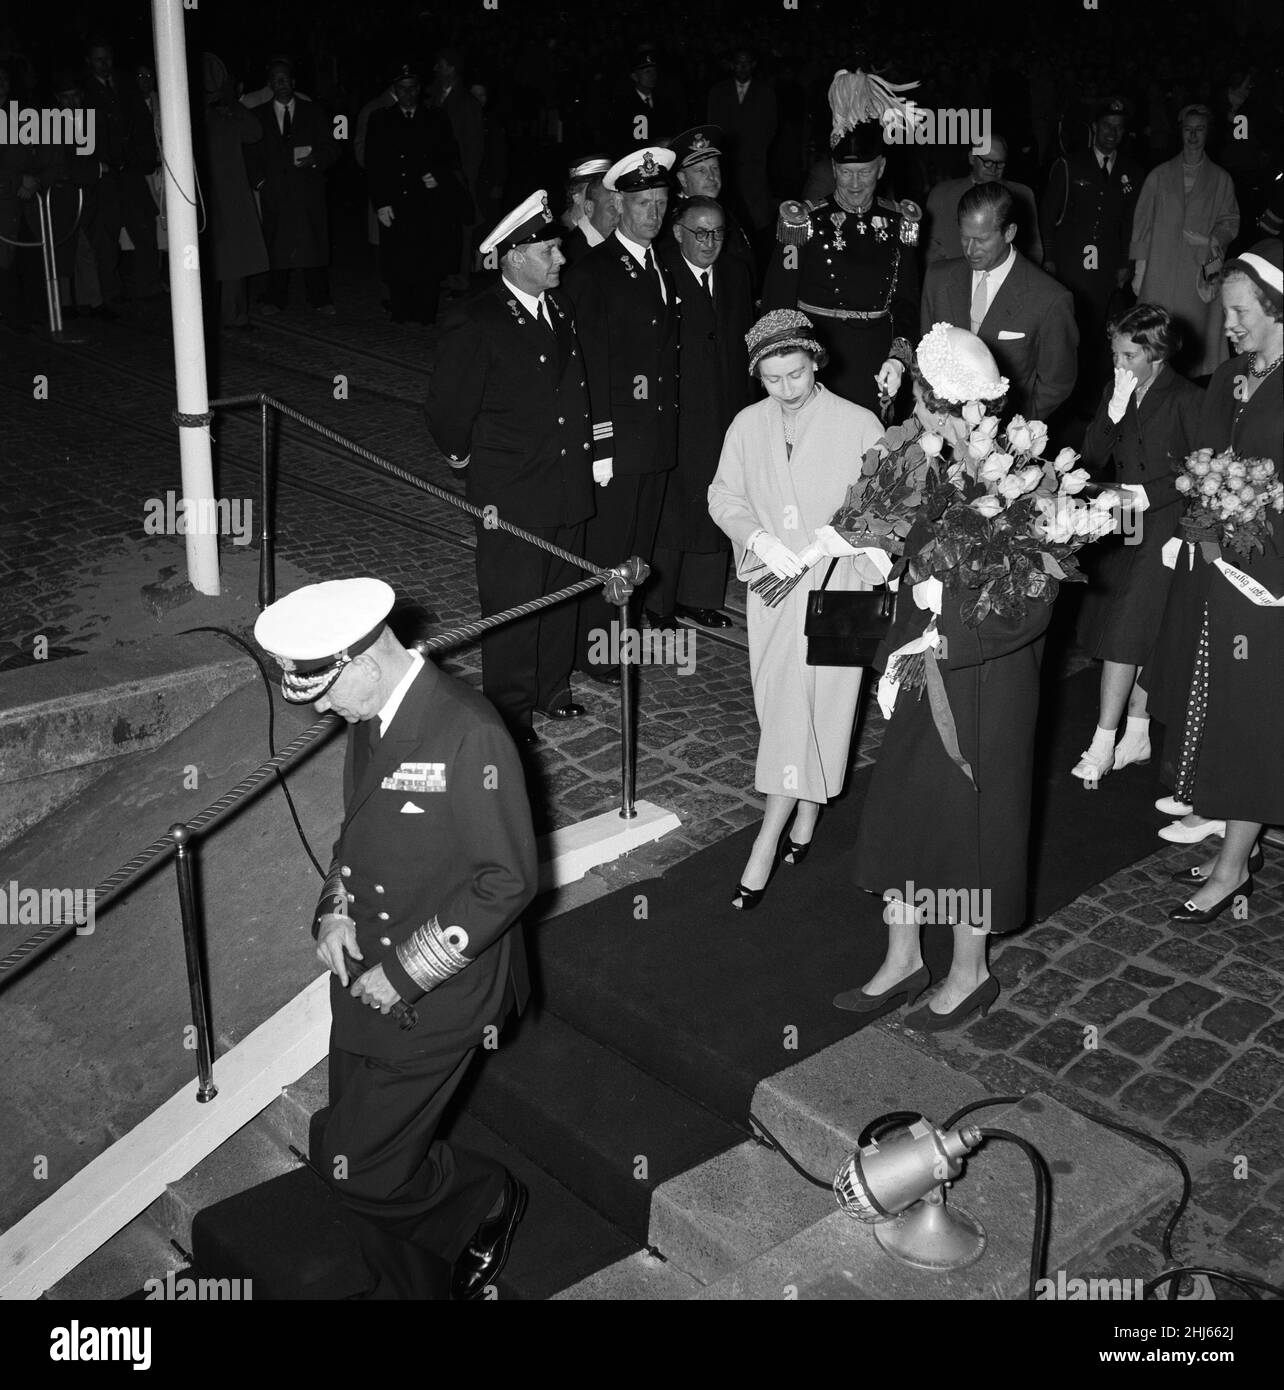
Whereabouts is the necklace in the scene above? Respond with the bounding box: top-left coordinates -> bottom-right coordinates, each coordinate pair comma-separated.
1249,350 -> 1283,379
781,387 -> 817,444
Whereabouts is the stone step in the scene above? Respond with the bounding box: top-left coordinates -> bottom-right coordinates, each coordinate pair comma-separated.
44,1208 -> 187,1301
552,1248 -> 704,1301
692,1092 -> 1179,1300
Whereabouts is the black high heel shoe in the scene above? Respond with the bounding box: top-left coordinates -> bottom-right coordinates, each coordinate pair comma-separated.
731,841 -> 784,911
1170,848 -> 1263,884
833,965 -> 931,1013
1168,876 -> 1254,924
783,838 -> 811,866
903,975 -> 1000,1032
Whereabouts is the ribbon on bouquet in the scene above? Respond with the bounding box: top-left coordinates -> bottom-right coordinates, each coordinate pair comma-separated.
877,622 -> 977,790
1161,537 -> 1284,606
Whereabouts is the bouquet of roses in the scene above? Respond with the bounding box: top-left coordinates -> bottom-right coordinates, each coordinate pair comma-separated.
1173,448 -> 1283,559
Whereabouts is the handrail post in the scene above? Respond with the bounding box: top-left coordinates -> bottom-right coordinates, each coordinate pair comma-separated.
603,558 -> 649,820
257,396 -> 274,609
36,189 -> 63,336
169,824 -> 218,1102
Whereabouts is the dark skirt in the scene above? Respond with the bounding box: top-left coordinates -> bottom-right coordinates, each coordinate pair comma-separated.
851,638 -> 1046,936
1076,500 -> 1183,666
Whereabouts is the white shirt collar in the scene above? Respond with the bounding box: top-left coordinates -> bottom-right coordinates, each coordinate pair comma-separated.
501,275 -> 545,320
378,650 -> 424,737
973,244 -> 1016,295
273,97 -> 295,112
575,214 -> 604,247
614,229 -> 652,265
682,254 -> 711,283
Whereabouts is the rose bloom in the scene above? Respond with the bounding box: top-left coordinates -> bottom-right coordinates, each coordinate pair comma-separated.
1174,474 -> 1193,493
972,494 -> 1005,517
1190,458 -> 1211,477
968,431 -> 996,460
1052,446 -> 1078,473
1007,421 -> 1032,454
962,400 -> 985,426
1060,467 -> 1091,495
1200,475 -> 1222,497
1027,421 -> 1049,457
1239,485 -> 1258,504
979,451 -> 1015,482
998,471 -> 1027,499
919,431 -> 944,457
1226,461 -> 1247,480
1034,497 -> 1076,542
975,415 -> 1000,440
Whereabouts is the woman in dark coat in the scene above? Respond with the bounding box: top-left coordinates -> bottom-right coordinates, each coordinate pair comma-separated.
1071,304 -> 1204,784
833,327 -> 1047,1030
1148,241 -> 1283,922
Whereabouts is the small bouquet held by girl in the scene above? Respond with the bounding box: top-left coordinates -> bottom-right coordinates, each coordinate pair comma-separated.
1172,446 -> 1283,559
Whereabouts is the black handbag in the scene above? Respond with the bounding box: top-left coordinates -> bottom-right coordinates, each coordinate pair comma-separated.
804,560 -> 894,666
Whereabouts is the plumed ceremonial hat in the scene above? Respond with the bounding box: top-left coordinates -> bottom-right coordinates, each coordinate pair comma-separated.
828,68 -> 925,163
603,146 -> 675,192
480,189 -> 558,257
255,578 -> 396,704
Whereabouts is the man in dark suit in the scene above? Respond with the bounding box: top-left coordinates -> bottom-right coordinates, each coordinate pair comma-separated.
611,48 -> 685,151
366,63 -> 465,325
81,37 -> 162,303
665,125 -> 757,289
562,146 -> 680,683
428,192 -> 594,746
706,46 -> 777,234
1040,97 -> 1145,406
654,195 -> 753,629
431,49 -> 484,292
922,181 -> 1079,422
255,578 -> 536,1301
248,59 -> 340,313
559,161 -> 618,268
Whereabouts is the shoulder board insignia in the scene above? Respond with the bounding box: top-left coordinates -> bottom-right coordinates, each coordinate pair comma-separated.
897,199 -> 922,246
876,196 -> 899,214
776,199 -> 813,246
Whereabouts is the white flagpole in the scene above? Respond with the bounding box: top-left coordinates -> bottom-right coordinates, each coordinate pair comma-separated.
151,0 -> 220,595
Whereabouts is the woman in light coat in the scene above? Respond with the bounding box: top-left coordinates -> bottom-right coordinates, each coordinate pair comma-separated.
709,309 -> 885,909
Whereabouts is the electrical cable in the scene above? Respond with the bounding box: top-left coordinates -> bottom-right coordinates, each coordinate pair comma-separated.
747,1113 -> 832,1192
179,626 -> 325,878
978,1127 -> 1052,1301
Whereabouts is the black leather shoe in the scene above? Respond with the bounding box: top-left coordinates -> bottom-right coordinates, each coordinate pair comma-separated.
676,604 -> 732,628
536,702 -> 587,720
1168,876 -> 1254,923
451,1173 -> 527,1301
903,975 -> 1000,1032
834,965 -> 930,1014
511,726 -> 540,748
1171,848 -> 1263,884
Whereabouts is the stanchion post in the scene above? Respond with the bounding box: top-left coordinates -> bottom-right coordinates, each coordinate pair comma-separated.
615,593 -> 637,820
169,824 -> 218,1102
36,190 -> 63,335
257,396 -> 274,609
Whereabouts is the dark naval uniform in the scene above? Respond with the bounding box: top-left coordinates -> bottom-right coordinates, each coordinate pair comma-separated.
563,228 -> 680,660
366,102 -> 468,323
427,282 -> 594,729
1041,145 -> 1144,393
761,194 -> 921,413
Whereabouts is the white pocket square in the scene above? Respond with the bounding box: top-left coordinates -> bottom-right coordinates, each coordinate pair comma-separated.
997,330 -> 1025,340
400,801 -> 426,814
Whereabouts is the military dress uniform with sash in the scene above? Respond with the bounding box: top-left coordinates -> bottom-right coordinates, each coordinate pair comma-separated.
761,192 -> 921,413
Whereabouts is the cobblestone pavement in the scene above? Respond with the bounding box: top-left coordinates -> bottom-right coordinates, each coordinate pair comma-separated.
2,267 -> 1281,1294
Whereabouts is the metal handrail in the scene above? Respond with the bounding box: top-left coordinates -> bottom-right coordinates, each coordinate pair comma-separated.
2,393 -> 653,1101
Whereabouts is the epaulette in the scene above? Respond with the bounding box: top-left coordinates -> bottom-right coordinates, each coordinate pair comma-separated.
776,199 -> 813,246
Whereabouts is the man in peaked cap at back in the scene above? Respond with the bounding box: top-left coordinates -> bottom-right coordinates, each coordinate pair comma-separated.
561,146 -> 681,680
427,192 -> 594,747
254,577 -> 537,1299
666,124 -> 757,287
611,45 -> 685,151
761,69 -> 923,416
559,155 -> 619,267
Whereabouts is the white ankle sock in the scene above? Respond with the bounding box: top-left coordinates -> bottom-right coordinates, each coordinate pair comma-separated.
1088,725 -> 1117,756
1122,715 -> 1150,740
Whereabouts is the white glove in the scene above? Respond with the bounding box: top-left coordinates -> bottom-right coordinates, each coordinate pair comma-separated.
592,459 -> 613,486
1107,367 -> 1138,423
875,359 -> 904,398
750,531 -> 807,580
813,524 -> 861,558
1130,259 -> 1145,296
447,454 -> 470,471
376,205 -> 394,228
1117,482 -> 1150,513
421,173 -> 439,189
913,576 -> 944,615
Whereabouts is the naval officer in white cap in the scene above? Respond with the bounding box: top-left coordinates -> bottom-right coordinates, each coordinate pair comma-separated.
255,577 -> 537,1299
562,146 -> 680,680
427,191 -> 595,746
